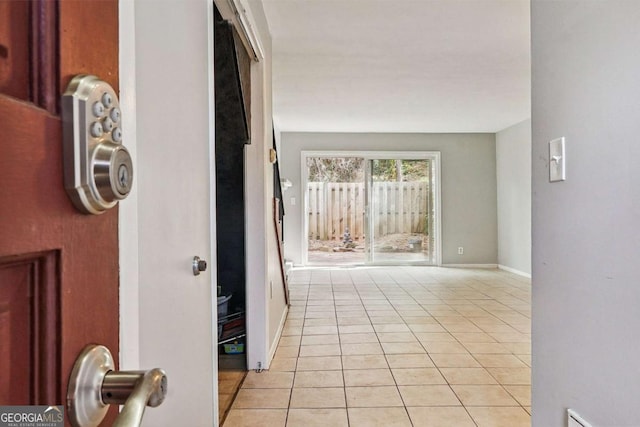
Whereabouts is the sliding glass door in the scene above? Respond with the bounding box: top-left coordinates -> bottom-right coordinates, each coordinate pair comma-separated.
303,151 -> 440,266
366,157 -> 437,265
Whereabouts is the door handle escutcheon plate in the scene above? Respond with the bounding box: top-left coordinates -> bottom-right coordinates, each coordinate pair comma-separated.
67,345 -> 167,427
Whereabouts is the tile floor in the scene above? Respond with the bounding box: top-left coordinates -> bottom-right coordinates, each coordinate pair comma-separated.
223,267 -> 531,427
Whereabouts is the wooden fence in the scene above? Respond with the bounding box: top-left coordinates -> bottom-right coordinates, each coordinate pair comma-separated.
308,182 -> 430,240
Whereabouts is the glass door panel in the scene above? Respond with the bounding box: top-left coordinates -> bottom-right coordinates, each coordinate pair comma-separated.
367,158 -> 435,264
306,156 -> 366,265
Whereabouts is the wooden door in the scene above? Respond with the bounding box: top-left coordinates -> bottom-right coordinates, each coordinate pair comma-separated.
0,0 -> 119,423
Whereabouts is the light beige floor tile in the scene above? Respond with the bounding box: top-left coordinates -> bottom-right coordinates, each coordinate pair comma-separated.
414,332 -> 457,342
299,344 -> 341,357
339,332 -> 378,344
406,407 -> 476,427
304,318 -> 337,326
301,334 -> 340,345
290,387 -> 346,408
285,319 -> 305,327
439,368 -> 497,385
232,388 -> 291,409
488,332 -> 530,343
386,354 -> 434,368
391,368 -> 446,385
346,386 -> 404,407
344,368 -> 395,386
286,409 -> 348,427
339,324 -> 375,334
466,406 -> 530,427
381,342 -> 426,354
242,371 -> 294,389
342,354 -> 389,370
337,317 -> 371,326
452,332 -> 497,343
223,409 -> 287,427
296,356 -> 342,371
303,325 -> 338,335
422,341 -> 469,354
279,336 -> 302,347
504,385 -> 531,406
282,326 -> 303,336
515,354 -> 531,367
430,353 -> 481,368
401,316 -> 438,325
376,332 -> 417,343
474,354 -> 527,368
407,323 -> 447,333
294,370 -> 344,388
500,342 -> 531,354
487,367 -> 531,385
269,357 -> 297,372
369,313 -> 402,327
341,342 -> 383,355
398,385 -> 460,406
275,346 -> 300,358
373,324 -> 411,333
463,342 -> 511,354
443,323 -> 483,333
451,385 -> 519,406
347,407 -> 412,427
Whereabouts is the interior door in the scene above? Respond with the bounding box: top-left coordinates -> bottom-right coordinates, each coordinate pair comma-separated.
0,0 -> 120,423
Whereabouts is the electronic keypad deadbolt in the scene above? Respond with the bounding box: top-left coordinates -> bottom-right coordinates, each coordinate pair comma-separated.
62,75 -> 133,214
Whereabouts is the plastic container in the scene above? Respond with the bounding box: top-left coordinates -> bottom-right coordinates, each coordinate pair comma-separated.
217,294 -> 232,317
223,342 -> 244,354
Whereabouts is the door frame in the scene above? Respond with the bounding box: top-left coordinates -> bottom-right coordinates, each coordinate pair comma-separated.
301,150 -> 442,267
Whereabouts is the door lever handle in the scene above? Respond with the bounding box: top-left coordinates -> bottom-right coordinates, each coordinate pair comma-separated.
67,345 -> 168,427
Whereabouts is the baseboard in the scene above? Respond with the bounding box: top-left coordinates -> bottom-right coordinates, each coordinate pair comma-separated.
498,264 -> 532,278
441,263 -> 498,269
268,304 -> 289,367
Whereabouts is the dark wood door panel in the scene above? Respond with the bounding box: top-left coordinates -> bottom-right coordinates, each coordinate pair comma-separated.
0,1 -> 58,113
0,1 -> 30,101
0,2 -> 119,421
0,251 -> 60,405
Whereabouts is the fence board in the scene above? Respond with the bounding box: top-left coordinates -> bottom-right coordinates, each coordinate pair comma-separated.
308,182 -> 428,240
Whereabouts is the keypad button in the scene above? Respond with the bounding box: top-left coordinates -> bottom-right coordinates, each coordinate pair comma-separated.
90,121 -> 104,138
102,117 -> 114,132
101,92 -> 113,108
110,107 -> 121,123
112,127 -> 122,142
92,101 -> 105,118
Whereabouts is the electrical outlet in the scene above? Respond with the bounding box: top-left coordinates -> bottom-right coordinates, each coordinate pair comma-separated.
458,247 -> 464,255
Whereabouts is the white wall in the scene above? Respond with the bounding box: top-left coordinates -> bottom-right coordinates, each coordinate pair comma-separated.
532,2 -> 640,426
279,132 -> 498,266
496,119 -> 531,276
120,0 -> 217,425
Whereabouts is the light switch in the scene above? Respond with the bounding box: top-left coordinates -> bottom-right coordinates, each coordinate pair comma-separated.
290,197 -> 296,206
549,137 -> 566,182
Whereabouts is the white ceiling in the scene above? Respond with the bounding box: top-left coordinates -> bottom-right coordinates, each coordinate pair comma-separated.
261,0 -> 531,133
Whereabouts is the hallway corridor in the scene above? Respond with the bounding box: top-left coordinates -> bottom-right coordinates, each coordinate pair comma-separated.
224,267 -> 531,427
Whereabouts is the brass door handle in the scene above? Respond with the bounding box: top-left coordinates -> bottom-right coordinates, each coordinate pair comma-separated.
67,345 -> 167,427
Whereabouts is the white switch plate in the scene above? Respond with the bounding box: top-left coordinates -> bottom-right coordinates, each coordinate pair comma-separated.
549,137 -> 566,182
290,197 -> 296,205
